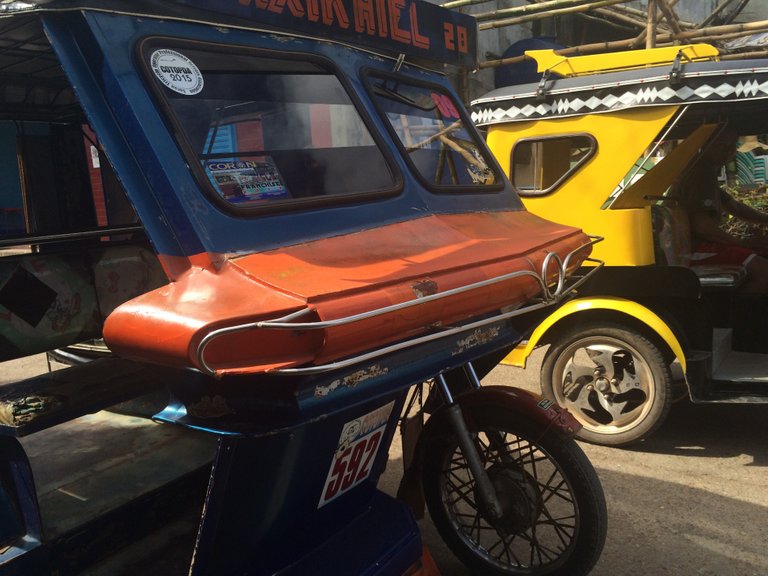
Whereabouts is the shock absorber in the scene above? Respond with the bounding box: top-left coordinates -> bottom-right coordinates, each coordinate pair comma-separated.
434,371 -> 503,520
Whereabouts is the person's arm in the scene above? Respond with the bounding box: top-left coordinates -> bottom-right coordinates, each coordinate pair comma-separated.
688,210 -> 761,247
721,191 -> 768,225
692,214 -> 768,250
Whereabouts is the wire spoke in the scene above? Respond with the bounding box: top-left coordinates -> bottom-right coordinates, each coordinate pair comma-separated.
438,424 -> 581,571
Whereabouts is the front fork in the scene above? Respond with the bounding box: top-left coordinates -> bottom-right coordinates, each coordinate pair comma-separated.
434,363 -> 503,521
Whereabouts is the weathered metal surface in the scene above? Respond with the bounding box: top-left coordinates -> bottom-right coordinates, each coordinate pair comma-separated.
0,358 -> 194,436
0,0 -> 479,67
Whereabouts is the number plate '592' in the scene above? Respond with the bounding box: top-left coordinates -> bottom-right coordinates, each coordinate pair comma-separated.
318,401 -> 395,507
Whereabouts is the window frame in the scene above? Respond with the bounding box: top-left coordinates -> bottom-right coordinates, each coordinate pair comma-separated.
363,69 -> 504,194
510,133 -> 597,198
137,36 -> 402,215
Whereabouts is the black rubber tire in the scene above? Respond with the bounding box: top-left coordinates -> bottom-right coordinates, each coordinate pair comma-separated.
541,322 -> 673,446
422,404 -> 607,576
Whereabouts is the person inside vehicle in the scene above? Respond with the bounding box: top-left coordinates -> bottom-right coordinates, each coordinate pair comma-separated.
679,128 -> 768,293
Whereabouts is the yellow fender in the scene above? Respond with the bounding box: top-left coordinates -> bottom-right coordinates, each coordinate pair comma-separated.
505,297 -> 686,371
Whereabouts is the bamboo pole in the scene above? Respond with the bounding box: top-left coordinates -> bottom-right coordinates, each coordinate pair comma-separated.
599,4 -> 695,32
646,0 -> 657,48
473,0 -> 627,23
475,0 -> 690,35
515,0 -> 688,36
656,0 -> 682,35
632,0 -> 682,15
478,0 -> 635,31
688,28 -> 768,44
527,0 -> 652,32
609,0 -> 690,27
522,0 -> 689,31
579,11 -> 645,32
672,18 -> 768,42
721,49 -> 768,60
440,0 -> 493,11
479,53 -> 528,71
603,2 -> 654,19
700,0 -> 750,28
625,19 -> 768,53
478,18 -> 768,69
592,6 -> 657,30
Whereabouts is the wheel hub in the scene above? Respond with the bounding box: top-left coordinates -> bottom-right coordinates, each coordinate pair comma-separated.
594,376 -> 611,393
476,464 -> 542,533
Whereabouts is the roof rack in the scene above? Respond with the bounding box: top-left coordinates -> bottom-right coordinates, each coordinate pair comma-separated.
528,43 -> 719,78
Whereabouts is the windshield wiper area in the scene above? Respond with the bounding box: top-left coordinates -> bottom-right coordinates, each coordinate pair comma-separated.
373,81 -> 436,111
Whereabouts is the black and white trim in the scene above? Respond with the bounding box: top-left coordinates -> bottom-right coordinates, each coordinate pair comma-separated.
471,59 -> 768,126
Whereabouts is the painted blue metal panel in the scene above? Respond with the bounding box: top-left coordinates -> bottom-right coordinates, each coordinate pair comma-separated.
1,0 -> 478,68
0,437 -> 46,575
43,13 -> 204,258
44,11 -> 519,258
176,0 -> 478,68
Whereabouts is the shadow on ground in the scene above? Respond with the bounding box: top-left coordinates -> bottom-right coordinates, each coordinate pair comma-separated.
626,400 -> 768,466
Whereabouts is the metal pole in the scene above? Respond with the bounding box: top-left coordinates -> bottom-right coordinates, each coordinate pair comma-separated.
435,373 -> 503,519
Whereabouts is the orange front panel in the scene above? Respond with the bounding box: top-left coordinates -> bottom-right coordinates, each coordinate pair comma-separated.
104,211 -> 589,376
103,261 -> 312,370
233,211 -> 582,298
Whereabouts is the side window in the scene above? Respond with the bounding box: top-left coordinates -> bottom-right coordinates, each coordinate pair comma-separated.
1,121 -> 137,241
512,135 -> 594,196
142,43 -> 397,210
368,75 -> 499,189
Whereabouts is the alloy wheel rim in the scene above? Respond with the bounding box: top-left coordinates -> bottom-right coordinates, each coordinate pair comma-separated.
552,336 -> 655,436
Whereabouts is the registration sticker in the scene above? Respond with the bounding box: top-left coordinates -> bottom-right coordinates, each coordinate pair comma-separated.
318,401 -> 395,507
150,49 -> 204,95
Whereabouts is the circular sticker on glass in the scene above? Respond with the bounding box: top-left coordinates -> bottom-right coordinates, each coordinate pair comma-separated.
150,49 -> 204,95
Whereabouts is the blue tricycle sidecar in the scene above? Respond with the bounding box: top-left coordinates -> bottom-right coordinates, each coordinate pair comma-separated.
0,1 -> 602,574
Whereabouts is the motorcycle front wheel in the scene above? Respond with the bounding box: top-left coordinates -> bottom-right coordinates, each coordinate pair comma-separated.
422,404 -> 607,576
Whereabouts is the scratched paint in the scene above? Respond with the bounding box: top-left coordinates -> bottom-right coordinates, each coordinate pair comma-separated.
452,326 -> 501,356
314,364 -> 390,398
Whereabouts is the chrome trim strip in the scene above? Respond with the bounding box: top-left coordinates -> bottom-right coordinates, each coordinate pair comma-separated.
195,236 -> 602,376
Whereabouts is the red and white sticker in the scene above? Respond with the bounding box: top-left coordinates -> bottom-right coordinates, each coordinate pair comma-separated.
319,401 -> 395,507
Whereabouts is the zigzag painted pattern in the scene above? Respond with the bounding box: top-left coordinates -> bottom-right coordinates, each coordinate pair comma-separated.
471,79 -> 768,126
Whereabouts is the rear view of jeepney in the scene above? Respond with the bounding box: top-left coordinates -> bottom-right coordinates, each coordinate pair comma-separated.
0,1 -> 605,574
473,44 -> 768,446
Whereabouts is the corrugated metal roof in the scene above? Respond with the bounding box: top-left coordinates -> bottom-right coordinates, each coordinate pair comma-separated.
0,12 -> 76,120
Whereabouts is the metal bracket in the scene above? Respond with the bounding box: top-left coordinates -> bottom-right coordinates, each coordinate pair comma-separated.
669,49 -> 690,87
535,69 -> 552,101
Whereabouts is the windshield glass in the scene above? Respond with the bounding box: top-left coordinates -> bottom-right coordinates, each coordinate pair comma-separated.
368,75 -> 498,189
142,43 -> 396,209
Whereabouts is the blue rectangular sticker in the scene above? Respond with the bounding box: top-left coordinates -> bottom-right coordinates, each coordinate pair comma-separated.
206,158 -> 289,203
